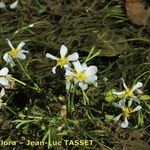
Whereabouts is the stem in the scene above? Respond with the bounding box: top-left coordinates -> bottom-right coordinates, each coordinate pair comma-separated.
84,47 -> 95,63
4,105 -> 17,115
48,126 -> 51,149
82,89 -> 90,105
16,59 -> 41,92
28,116 -> 43,120
84,51 -> 101,63
9,76 -> 40,91
9,76 -> 26,86
17,59 -> 31,79
84,46 -> 101,63
70,85 -> 76,113
67,82 -> 75,114
67,92 -> 71,113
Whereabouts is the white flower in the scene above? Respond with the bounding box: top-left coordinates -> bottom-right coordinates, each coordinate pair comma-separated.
3,39 -> 29,67
113,99 -> 142,128
0,67 -> 15,89
46,45 -> 79,74
10,0 -> 18,9
65,60 -> 98,90
0,67 -> 9,86
0,1 -> 6,8
0,88 -> 7,109
112,78 -> 143,101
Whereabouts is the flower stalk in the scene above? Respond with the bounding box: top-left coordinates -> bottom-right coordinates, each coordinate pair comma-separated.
82,89 -> 90,105
16,59 -> 41,92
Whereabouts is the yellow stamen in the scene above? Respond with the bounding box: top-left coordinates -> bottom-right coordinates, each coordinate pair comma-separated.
57,57 -> 68,68
125,88 -> 135,98
122,107 -> 131,118
75,72 -> 87,81
8,48 -> 19,57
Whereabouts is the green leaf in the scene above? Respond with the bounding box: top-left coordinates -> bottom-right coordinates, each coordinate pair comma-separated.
105,114 -> 114,122
104,89 -> 117,102
138,110 -> 144,127
56,130 -> 68,136
139,95 -> 150,101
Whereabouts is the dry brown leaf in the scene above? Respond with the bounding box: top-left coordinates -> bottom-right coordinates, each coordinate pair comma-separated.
124,0 -> 150,25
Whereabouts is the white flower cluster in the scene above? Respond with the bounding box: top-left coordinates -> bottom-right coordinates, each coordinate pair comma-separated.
0,0 -> 18,9
0,39 -> 28,109
112,78 -> 143,128
0,67 -> 10,109
46,45 -> 98,90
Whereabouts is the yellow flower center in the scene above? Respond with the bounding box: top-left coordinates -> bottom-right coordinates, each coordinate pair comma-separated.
125,88 -> 135,98
122,107 -> 131,118
57,57 -> 68,68
75,72 -> 87,81
8,48 -> 19,57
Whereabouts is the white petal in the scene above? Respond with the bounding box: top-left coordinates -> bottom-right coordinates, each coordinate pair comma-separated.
73,60 -> 83,72
10,61 -> 16,67
113,99 -> 126,108
3,54 -> 15,67
78,82 -> 88,90
136,89 -> 143,94
52,66 -> 57,74
7,39 -> 14,49
3,53 -> 11,63
0,1 -> 6,8
17,41 -> 25,50
119,99 -> 126,107
82,63 -> 88,70
46,53 -> 57,60
128,99 -> 133,107
67,52 -> 79,61
134,98 -> 141,104
66,81 -> 72,90
60,45 -> 68,57
0,67 -> 9,76
86,66 -> 98,76
64,64 -> 70,69
131,95 -> 138,100
121,117 -> 129,128
112,91 -> 125,96
121,78 -> 128,91
74,78 -> 79,84
16,52 -> 26,59
10,0 -> 18,9
0,77 -> 9,86
0,88 -> 5,98
65,69 -> 74,76
131,106 -> 142,113
85,75 -> 97,83
113,114 -> 122,122
20,50 -> 29,54
131,82 -> 143,92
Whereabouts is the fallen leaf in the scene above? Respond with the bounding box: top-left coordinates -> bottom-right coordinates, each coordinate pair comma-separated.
124,0 -> 150,25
